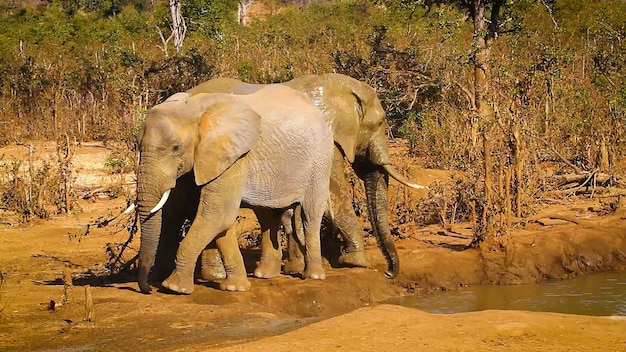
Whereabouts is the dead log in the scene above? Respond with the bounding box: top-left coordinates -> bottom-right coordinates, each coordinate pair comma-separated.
556,172 -> 616,187
553,187 -> 626,197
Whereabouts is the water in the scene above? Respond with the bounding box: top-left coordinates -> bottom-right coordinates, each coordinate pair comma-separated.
393,272 -> 626,316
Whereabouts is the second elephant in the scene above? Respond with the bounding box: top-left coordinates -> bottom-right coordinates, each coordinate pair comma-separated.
189,73 -> 424,279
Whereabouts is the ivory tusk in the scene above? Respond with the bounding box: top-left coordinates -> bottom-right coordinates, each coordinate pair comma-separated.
123,203 -> 136,214
382,164 -> 428,190
150,190 -> 171,214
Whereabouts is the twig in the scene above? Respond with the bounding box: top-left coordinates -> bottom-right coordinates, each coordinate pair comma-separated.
435,230 -> 471,240
454,80 -> 476,111
538,0 -> 559,29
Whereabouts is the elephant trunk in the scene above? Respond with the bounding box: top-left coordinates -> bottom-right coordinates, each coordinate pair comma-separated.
136,159 -> 173,294
364,168 -> 399,278
353,134 -> 403,278
137,204 -> 162,294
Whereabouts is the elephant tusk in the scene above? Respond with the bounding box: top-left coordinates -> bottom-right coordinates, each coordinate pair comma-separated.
382,164 -> 428,190
150,190 -> 171,214
123,203 -> 136,214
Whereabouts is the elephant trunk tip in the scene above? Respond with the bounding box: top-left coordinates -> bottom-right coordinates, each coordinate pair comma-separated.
384,268 -> 398,279
139,284 -> 152,294
138,271 -> 153,294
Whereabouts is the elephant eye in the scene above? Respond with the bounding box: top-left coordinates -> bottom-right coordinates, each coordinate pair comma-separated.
172,145 -> 181,153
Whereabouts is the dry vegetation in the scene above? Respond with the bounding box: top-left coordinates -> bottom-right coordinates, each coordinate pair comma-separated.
0,0 -> 625,243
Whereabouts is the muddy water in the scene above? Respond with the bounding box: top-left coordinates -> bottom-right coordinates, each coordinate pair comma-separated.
393,272 -> 626,316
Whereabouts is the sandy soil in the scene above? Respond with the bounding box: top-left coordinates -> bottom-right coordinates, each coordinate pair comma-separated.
0,141 -> 625,351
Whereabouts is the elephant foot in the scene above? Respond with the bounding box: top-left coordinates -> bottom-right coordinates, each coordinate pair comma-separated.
338,250 -> 370,268
200,264 -> 227,281
254,259 -> 281,279
220,276 -> 251,292
199,249 -> 227,281
162,271 -> 194,295
283,258 -> 305,275
303,264 -> 326,280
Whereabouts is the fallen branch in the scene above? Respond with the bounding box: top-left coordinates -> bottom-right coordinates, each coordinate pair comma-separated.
556,171 -> 623,188
68,202 -> 139,276
526,212 -> 596,228
518,197 -> 626,228
552,187 -> 626,197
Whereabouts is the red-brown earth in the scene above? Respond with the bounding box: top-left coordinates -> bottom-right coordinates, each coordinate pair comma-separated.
0,141 -> 624,351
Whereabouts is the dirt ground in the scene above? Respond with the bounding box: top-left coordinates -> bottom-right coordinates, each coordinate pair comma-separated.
0,141 -> 625,351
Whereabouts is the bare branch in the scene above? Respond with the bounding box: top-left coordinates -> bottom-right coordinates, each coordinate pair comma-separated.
454,80 -> 476,110
156,24 -> 172,57
538,0 -> 559,29
532,135 -> 583,173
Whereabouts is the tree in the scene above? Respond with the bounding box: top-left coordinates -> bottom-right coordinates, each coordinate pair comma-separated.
169,0 -> 186,52
404,0 -> 518,243
470,0 -> 505,242
237,0 -> 253,25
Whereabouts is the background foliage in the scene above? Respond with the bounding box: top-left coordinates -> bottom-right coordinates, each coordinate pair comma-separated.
0,0 -> 624,228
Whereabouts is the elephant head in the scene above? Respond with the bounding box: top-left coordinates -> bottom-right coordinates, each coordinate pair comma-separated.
136,92 -> 261,294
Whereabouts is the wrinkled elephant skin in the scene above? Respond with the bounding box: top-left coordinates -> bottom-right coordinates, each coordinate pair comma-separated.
137,85 -> 334,294
188,74 -> 423,278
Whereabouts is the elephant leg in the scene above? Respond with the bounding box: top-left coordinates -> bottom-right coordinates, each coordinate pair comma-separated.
253,208 -> 283,279
156,172 -> 200,282
163,176 -> 243,294
198,245 -> 226,281
217,225 -> 251,291
301,203 -> 326,280
283,204 -> 305,274
162,219 -> 222,294
330,148 -> 370,268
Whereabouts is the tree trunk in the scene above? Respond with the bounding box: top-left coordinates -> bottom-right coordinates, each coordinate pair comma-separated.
238,1 -> 254,25
170,0 -> 186,52
471,0 -> 505,244
473,0 -> 489,121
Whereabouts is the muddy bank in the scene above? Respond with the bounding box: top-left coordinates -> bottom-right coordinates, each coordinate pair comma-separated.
204,305 -> 626,352
0,195 -> 625,351
1,141 -> 626,351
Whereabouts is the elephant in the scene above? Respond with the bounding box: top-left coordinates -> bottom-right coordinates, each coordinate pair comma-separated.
186,73 -> 424,280
136,84 -> 335,294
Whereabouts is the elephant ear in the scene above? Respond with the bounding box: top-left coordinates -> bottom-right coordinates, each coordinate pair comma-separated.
193,99 -> 261,186
328,90 -> 362,163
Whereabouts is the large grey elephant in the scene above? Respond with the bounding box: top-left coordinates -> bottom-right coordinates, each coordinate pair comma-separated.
187,73 -> 424,279
137,85 -> 334,294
